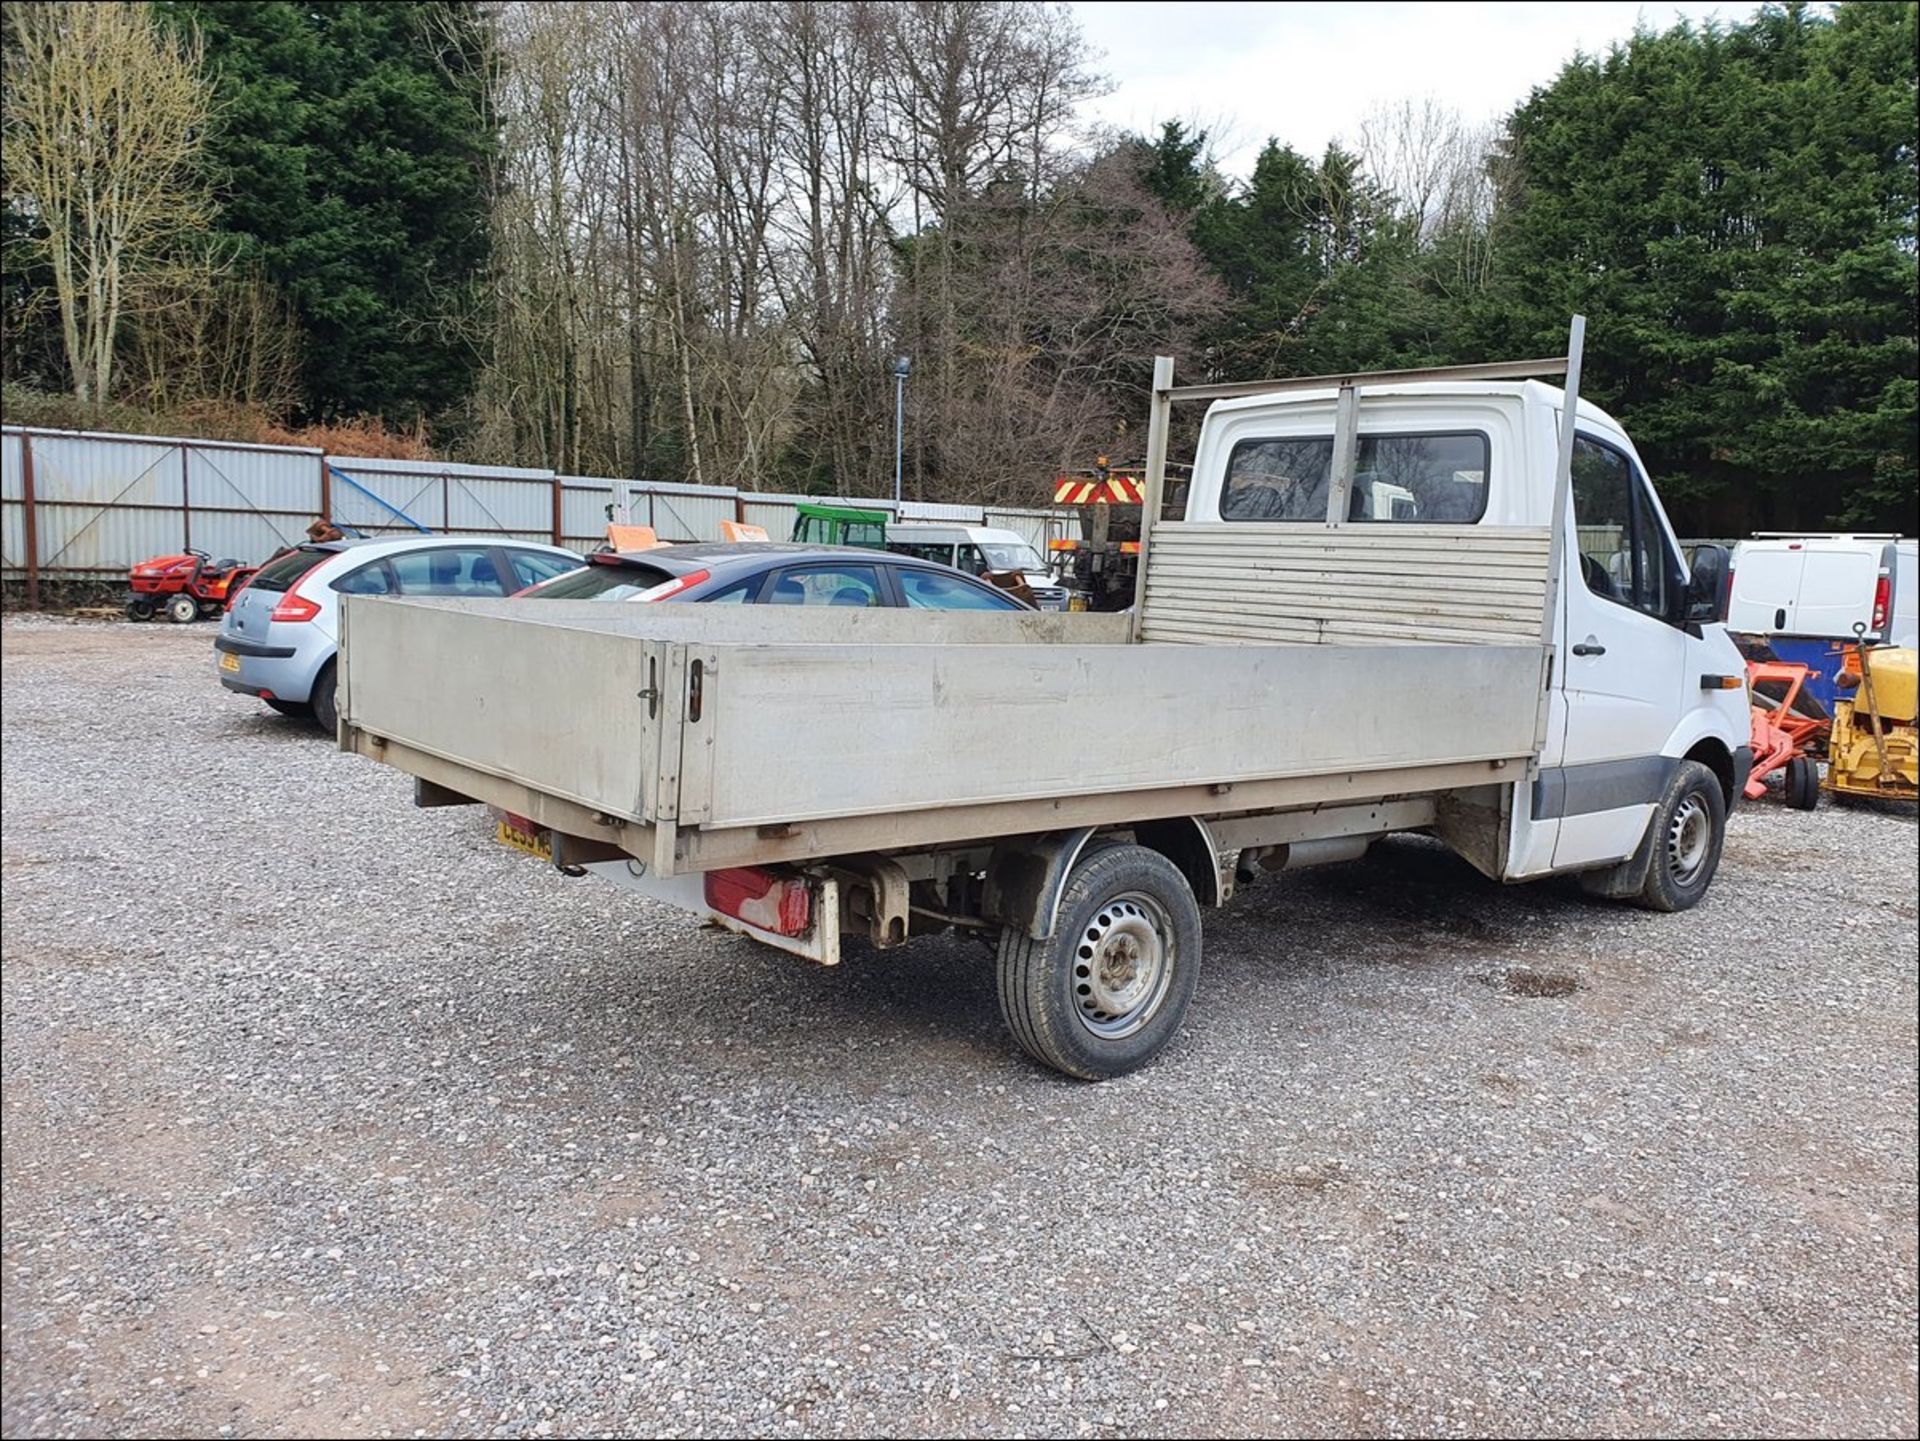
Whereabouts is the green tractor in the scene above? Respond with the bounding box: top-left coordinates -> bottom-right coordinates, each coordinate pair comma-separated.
790,501 -> 889,548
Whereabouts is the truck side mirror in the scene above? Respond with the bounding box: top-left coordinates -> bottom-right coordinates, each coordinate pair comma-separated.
1686,544 -> 1731,623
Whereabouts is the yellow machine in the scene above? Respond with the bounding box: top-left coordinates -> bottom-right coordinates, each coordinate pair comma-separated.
1825,644 -> 1919,801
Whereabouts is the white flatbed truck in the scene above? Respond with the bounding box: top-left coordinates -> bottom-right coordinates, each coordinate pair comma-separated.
339,321 -> 1754,1079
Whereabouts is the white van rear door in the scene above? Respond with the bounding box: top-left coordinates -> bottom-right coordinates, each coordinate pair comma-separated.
1893,542 -> 1918,649
1727,543 -> 1803,633
1795,542 -> 1878,638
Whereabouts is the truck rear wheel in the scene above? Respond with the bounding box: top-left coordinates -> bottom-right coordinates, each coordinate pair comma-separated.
1634,759 -> 1726,912
995,843 -> 1201,1080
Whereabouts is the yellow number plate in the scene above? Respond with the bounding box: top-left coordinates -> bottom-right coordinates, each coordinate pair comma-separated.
495,819 -> 553,862
219,651 -> 241,672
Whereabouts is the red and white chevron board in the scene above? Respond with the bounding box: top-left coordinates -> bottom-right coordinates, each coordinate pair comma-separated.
1052,476 -> 1145,505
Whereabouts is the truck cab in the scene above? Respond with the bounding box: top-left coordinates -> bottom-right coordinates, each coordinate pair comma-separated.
1178,377 -> 1750,880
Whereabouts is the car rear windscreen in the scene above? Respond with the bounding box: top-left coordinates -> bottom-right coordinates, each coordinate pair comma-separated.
528,561 -> 675,600
248,546 -> 330,592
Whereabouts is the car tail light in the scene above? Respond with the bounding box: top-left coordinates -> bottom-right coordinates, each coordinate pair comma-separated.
634,568 -> 710,603
1871,575 -> 1890,633
270,587 -> 321,623
704,866 -> 812,936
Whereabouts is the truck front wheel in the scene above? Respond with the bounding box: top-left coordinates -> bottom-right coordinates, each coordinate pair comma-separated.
1635,759 -> 1727,912
995,843 -> 1202,1080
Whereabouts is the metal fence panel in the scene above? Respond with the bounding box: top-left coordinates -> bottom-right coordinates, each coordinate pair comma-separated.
186,441 -> 321,517
1,501 -> 21,575
559,479 -> 616,545
32,430 -> 183,508
1,423 -> 1087,589
1,430 -> 22,501
443,477 -> 554,538
326,456 -> 558,539
34,501 -> 186,575
740,495 -> 802,536
637,486 -> 735,543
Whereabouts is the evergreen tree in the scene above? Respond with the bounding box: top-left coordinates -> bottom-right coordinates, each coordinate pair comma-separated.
158,0 -> 493,423
1488,1 -> 1917,530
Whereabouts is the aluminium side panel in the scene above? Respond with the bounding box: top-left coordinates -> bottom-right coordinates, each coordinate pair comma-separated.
684,640 -> 1543,829
339,597 -> 658,820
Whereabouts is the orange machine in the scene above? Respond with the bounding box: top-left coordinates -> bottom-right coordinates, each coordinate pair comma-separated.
1744,659 -> 1827,809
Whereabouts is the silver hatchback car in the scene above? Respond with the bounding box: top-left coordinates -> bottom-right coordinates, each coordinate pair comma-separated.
215,535 -> 582,731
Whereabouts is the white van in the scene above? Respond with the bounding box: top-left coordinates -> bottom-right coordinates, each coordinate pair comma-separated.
883,523 -> 1071,610
1728,534 -> 1916,647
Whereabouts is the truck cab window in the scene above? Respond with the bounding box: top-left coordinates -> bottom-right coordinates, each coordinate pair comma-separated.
1571,437 -> 1682,621
1222,433 -> 1488,522
1222,438 -> 1335,520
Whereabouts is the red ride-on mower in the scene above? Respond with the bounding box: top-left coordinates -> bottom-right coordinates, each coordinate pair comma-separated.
125,548 -> 260,624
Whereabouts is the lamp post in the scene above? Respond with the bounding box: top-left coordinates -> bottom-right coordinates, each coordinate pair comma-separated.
892,355 -> 911,504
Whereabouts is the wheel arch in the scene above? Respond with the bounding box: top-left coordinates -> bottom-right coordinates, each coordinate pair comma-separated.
1682,735 -> 1736,809
983,817 -> 1221,942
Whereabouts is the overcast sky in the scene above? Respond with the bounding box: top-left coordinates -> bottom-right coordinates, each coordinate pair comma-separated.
1070,2 -> 1760,176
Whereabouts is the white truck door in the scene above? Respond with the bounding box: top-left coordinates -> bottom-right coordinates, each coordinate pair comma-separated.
1727,541 -> 1804,634
1795,541 -> 1879,638
1551,435 -> 1691,868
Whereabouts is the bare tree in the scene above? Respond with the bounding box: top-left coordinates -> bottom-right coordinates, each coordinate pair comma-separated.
3,1 -> 217,402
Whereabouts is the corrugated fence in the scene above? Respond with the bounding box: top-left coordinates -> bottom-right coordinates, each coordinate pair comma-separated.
0,425 -> 1080,603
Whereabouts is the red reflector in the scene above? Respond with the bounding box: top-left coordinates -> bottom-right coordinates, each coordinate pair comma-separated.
704,867 -> 812,936
1871,575 -> 1890,632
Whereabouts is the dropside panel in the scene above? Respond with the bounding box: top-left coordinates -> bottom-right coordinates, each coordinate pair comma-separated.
685,641 -> 1544,829
339,597 -> 657,820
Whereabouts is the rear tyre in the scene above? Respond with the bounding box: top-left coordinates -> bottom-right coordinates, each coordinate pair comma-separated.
310,663 -> 339,736
165,593 -> 199,624
124,594 -> 156,622
995,843 -> 1201,1080
1785,755 -> 1820,811
1633,760 -> 1726,913
263,697 -> 313,718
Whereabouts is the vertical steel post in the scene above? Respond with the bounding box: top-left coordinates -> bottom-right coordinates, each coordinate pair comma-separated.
1128,355 -> 1176,641
319,457 -> 332,524
893,371 -> 905,505
550,478 -> 563,545
180,444 -> 192,550
1326,382 -> 1359,526
1534,314 -> 1587,757
21,432 -> 40,609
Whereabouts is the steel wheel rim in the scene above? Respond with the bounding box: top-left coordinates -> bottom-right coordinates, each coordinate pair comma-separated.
1667,792 -> 1711,886
1071,891 -> 1175,1041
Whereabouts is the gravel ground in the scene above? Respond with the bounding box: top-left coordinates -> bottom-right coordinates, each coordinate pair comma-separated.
2,615 -> 1916,1440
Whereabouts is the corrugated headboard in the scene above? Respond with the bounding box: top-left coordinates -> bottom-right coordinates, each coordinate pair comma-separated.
1138,523 -> 1553,646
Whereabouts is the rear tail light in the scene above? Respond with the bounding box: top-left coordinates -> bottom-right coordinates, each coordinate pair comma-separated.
267,558 -> 328,622
704,867 -> 812,936
634,568 -> 710,603
1871,575 -> 1890,633
270,587 -> 321,623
